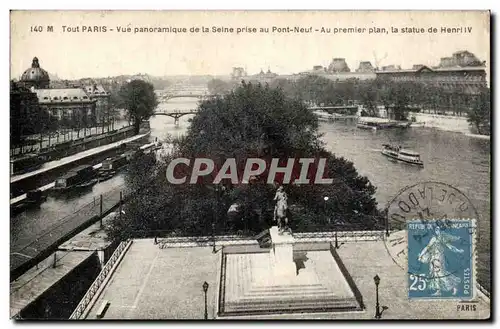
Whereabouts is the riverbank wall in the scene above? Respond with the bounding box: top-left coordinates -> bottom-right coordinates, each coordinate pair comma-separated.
10,132 -> 150,198
11,219 -> 119,319
412,113 -> 470,134
410,113 -> 490,140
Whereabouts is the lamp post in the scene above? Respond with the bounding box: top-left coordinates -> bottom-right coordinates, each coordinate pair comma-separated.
202,281 -> 209,320
212,222 -> 216,253
374,274 -> 381,319
323,196 -> 329,224
385,215 -> 390,237
213,183 -> 219,253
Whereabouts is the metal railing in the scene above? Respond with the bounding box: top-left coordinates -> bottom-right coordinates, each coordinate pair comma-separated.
153,230 -> 385,250
294,230 -> 385,242
69,240 -> 132,319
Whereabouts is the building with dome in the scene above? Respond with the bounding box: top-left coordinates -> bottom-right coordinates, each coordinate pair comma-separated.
17,57 -> 105,128
20,57 -> 50,89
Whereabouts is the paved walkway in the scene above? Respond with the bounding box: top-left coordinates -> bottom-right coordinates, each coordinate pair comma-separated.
83,238 -> 489,320
86,239 -> 219,319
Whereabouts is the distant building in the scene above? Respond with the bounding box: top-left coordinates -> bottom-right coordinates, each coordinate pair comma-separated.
247,68 -> 278,83
375,51 -> 487,95
439,51 -> 484,68
356,61 -> 375,73
381,65 -> 401,71
231,67 -> 247,80
327,58 -> 350,73
439,57 -> 454,68
299,64 -> 376,82
18,57 -> 98,128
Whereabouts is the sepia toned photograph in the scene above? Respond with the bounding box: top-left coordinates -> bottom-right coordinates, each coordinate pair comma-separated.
9,10 -> 491,320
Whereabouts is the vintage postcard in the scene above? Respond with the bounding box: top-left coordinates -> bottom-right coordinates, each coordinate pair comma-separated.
9,11 -> 490,320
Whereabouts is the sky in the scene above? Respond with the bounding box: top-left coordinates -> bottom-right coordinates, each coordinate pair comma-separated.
10,11 -> 490,80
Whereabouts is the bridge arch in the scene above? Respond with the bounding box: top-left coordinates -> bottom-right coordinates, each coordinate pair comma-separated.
151,109 -> 198,125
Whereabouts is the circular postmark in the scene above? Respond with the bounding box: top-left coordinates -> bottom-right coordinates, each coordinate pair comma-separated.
384,181 -> 479,274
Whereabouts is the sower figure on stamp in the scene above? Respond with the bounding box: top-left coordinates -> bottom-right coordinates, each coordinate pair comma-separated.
417,226 -> 464,296
273,185 -> 290,234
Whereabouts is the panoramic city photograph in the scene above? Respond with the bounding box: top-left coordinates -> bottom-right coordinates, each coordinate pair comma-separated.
9,10 -> 491,320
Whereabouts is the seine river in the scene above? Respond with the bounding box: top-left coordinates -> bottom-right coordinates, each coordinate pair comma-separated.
12,97 -> 490,291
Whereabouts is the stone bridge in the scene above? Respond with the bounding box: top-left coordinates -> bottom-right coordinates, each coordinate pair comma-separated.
155,87 -> 212,102
152,109 -> 199,125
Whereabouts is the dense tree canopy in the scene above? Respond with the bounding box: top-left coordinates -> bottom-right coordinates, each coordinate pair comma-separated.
467,88 -> 491,135
106,82 -> 382,241
118,79 -> 158,134
265,75 -> 484,119
10,81 -> 59,148
207,78 -> 238,95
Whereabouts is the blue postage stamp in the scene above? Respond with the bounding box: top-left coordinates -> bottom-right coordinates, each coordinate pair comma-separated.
407,219 -> 476,300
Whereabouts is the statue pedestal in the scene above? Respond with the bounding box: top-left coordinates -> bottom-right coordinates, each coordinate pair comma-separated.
269,226 -> 296,278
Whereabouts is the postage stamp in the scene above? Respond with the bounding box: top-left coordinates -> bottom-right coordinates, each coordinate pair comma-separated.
407,219 -> 476,300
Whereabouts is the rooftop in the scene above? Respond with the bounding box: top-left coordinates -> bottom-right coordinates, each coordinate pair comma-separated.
83,236 -> 489,319
84,85 -> 110,96
35,88 -> 94,104
376,65 -> 487,74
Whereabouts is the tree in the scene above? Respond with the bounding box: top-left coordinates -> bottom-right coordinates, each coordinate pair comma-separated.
106,82 -> 383,241
358,83 -> 378,117
207,78 -> 235,95
118,80 -> 158,134
467,88 -> 490,135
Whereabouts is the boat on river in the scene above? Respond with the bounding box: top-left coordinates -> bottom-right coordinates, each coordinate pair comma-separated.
357,117 -> 411,130
98,151 -> 135,182
381,144 -> 424,167
52,164 -> 98,194
10,189 -> 47,215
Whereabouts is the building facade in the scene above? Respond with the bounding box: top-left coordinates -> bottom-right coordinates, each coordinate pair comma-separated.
35,88 -> 97,126
17,57 -> 103,129
10,82 -> 41,146
84,84 -> 111,125
375,51 -> 487,96
376,66 -> 487,95
247,68 -> 279,83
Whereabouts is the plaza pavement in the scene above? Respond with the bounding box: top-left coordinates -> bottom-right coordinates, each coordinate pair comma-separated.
85,238 -> 490,320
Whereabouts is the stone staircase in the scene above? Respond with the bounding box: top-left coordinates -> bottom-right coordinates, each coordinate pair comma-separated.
221,252 -> 361,315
